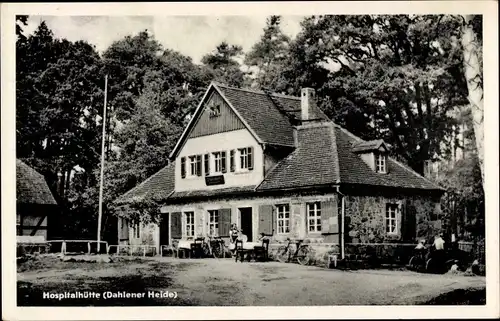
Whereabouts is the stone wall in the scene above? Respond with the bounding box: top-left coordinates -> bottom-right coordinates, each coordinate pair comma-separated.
344,194 -> 442,244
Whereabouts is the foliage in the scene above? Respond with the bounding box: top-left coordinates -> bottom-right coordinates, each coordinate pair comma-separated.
245,15 -> 291,89
201,41 -> 246,87
278,15 -> 470,174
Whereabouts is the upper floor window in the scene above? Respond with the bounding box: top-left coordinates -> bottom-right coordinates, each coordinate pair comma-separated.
307,202 -> 322,233
376,153 -> 387,173
385,204 -> 399,235
189,156 -> 198,176
238,147 -> 253,171
276,204 -> 290,234
208,210 -> 219,236
213,152 -> 222,173
182,155 -> 201,178
184,211 -> 195,237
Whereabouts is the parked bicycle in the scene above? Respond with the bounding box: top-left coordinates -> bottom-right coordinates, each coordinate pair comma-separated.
275,238 -> 314,265
202,236 -> 226,259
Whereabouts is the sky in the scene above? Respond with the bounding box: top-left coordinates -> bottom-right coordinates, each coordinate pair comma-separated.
24,15 -> 305,63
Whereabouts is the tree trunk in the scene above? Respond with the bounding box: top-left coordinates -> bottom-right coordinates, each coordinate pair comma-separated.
461,15 -> 484,185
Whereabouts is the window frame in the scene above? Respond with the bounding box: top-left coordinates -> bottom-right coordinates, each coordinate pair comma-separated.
212,152 -> 222,174
188,155 -> 197,177
306,202 -> 322,233
276,204 -> 291,235
208,209 -> 219,236
184,211 -> 195,238
376,153 -> 387,173
385,203 -> 399,235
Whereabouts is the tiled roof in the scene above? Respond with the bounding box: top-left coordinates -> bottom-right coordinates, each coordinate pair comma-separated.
116,84 -> 442,205
114,163 -> 175,204
257,123 -> 340,190
352,139 -> 387,153
334,125 -> 440,190
16,159 -> 57,205
215,83 -> 329,147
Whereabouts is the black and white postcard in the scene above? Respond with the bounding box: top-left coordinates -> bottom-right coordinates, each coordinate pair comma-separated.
2,1 -> 498,320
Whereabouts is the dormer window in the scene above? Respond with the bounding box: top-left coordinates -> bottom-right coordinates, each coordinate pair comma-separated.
352,139 -> 389,174
376,153 -> 387,173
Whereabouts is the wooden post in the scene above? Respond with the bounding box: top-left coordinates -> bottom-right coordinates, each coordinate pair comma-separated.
88,242 -> 91,255
97,75 -> 108,253
143,246 -> 146,257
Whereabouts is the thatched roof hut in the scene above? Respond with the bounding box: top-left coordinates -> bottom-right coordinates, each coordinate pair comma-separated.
16,159 -> 57,205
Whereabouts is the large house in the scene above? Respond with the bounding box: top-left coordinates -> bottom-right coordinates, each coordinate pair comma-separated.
115,82 -> 444,258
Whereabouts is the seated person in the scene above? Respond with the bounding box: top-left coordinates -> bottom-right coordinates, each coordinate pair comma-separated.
229,223 -> 239,244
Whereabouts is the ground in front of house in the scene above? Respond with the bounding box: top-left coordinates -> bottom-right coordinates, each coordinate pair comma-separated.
17,255 -> 486,306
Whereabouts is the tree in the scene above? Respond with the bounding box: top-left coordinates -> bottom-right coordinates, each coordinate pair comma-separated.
461,15 -> 484,185
245,16 -> 291,89
201,41 -> 245,87
279,15 -> 470,174
16,15 -> 29,41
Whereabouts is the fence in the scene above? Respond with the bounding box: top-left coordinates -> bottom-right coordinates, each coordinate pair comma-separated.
47,240 -> 109,255
107,244 -> 158,257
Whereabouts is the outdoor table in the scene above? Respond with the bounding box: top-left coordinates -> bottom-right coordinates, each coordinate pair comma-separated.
177,240 -> 195,250
229,241 -> 261,251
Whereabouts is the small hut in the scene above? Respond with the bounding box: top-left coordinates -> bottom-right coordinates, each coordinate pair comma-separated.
16,159 -> 58,242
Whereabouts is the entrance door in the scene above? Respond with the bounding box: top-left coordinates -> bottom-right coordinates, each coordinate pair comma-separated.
160,214 -> 170,245
239,207 -> 253,242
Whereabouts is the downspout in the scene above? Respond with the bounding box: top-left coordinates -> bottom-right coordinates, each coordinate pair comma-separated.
336,186 -> 346,260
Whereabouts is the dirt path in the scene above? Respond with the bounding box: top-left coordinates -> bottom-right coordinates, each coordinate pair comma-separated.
17,256 -> 486,306
155,258 -> 486,306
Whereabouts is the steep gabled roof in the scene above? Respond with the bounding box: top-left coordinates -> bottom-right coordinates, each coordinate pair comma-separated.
16,160 -> 57,205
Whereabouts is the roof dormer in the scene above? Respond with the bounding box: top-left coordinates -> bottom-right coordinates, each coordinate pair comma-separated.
352,139 -> 389,174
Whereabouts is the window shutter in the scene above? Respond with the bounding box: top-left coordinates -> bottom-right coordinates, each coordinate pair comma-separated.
219,208 -> 231,237
204,154 -> 210,176
402,201 -> 417,242
196,155 -> 202,176
119,218 -> 129,240
258,204 -> 273,235
221,151 -> 227,173
230,150 -> 235,172
171,212 -> 182,238
248,147 -> 254,170
321,200 -> 338,234
181,157 -> 186,179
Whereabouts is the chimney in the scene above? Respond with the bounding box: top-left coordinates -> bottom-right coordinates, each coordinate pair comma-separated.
301,88 -> 315,122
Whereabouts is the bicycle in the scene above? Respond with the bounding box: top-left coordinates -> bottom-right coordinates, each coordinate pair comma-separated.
202,236 -> 226,259
275,238 -> 314,265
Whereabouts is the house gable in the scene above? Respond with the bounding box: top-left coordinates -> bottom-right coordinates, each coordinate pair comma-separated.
188,89 -> 246,139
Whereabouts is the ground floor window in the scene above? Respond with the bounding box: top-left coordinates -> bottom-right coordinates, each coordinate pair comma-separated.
307,202 -> 322,233
133,223 -> 141,239
386,204 -> 399,235
208,210 -> 219,236
276,204 -> 290,234
184,211 -> 195,237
